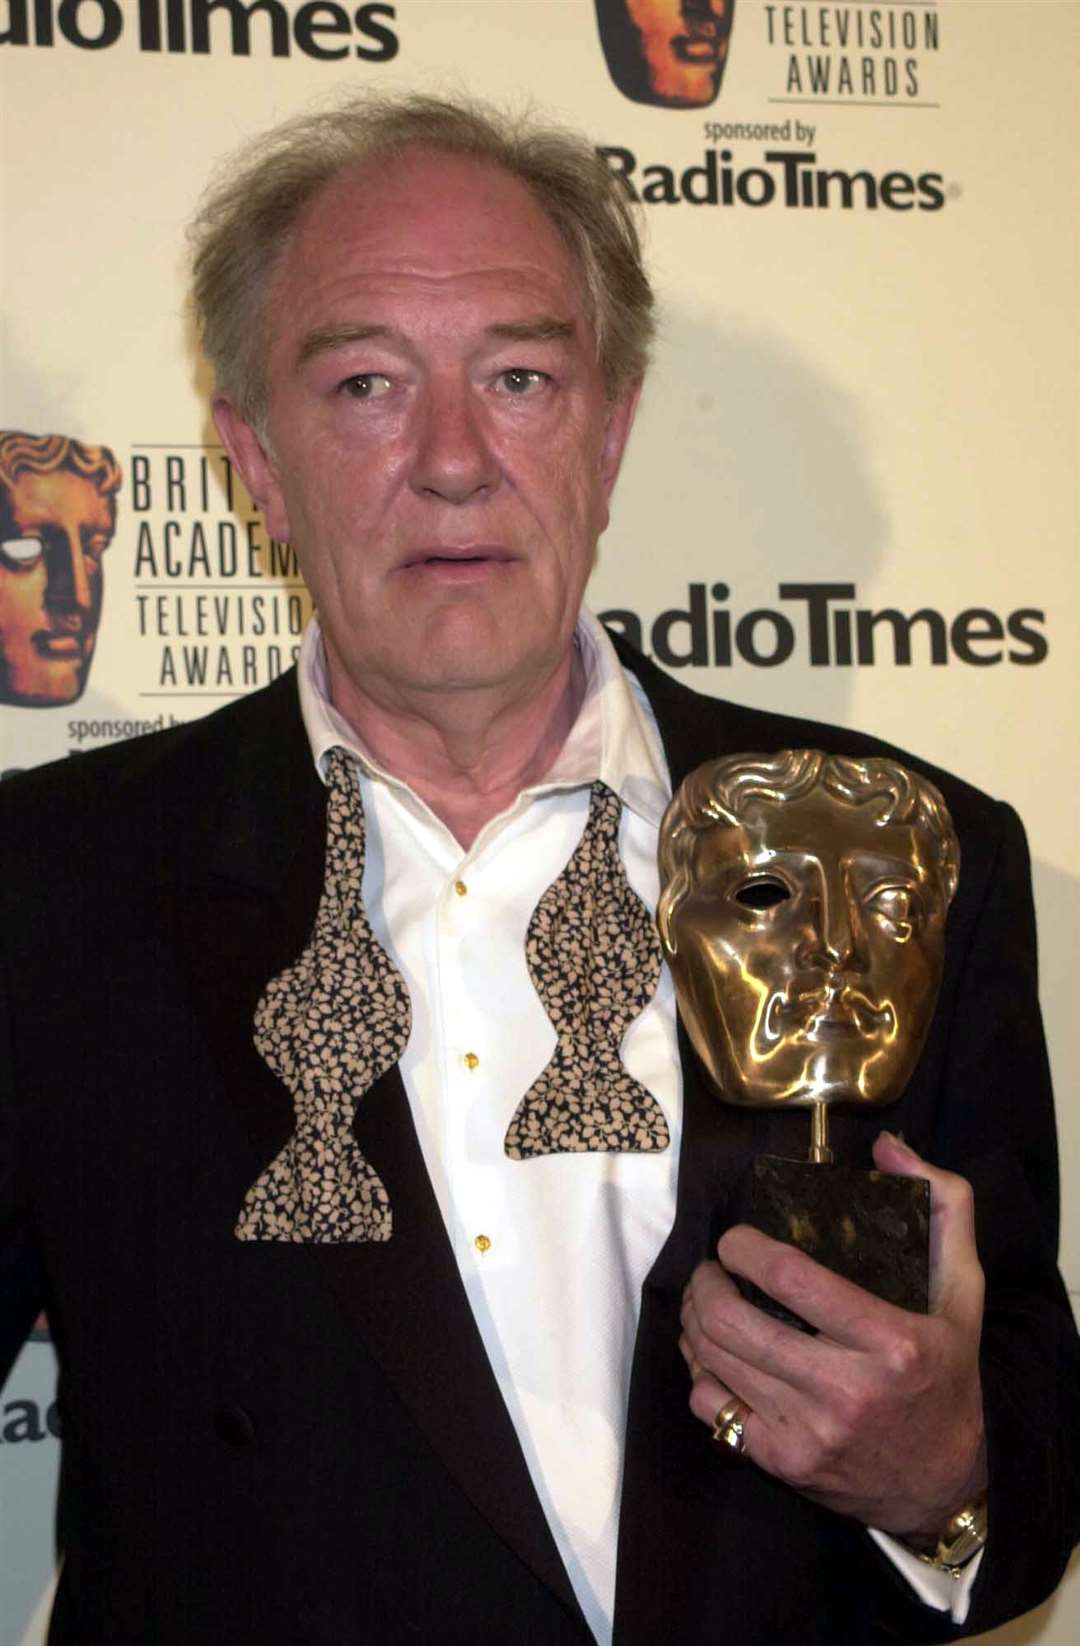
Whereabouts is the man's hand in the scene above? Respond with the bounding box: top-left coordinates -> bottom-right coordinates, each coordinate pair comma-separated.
679,1132 -> 988,1539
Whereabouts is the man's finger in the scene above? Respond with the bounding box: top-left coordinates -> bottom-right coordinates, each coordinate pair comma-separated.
714,1224 -> 916,1357
872,1131 -> 983,1320
682,1254 -> 858,1406
682,1353 -> 762,1462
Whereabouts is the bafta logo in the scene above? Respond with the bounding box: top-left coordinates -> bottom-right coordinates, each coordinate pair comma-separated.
595,0 -> 736,108
0,430 -> 121,707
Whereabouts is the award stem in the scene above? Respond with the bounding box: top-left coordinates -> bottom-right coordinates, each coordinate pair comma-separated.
808,1100 -> 833,1165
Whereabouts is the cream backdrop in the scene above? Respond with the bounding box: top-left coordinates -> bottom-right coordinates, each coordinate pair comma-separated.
1,2 -> 1077,1641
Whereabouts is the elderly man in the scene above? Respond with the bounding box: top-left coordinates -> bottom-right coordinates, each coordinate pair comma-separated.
1,95 -> 1076,1645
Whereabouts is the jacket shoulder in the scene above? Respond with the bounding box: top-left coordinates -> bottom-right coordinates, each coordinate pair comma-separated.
0,669 -> 302,837
0,671 -> 315,919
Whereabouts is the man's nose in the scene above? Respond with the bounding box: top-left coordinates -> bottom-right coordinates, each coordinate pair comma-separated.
44,528 -> 93,616
409,376 -> 500,503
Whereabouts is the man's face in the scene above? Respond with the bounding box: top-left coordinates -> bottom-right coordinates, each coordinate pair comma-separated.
0,468 -> 114,706
664,788 -> 949,1109
597,1 -> 733,107
215,149 -> 639,725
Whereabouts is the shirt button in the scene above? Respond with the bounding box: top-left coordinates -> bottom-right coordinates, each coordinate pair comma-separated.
453,879 -> 468,897
464,1052 -> 480,1070
474,1234 -> 492,1254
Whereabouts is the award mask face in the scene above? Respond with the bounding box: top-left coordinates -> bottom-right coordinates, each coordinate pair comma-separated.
0,431 -> 120,707
658,753 -> 958,1111
594,0 -> 735,109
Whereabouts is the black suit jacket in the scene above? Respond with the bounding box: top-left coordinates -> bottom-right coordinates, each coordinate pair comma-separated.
1,640 -> 1077,1645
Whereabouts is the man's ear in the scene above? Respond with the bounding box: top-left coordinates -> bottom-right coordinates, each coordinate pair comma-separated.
598,376 -> 644,503
212,397 -> 292,543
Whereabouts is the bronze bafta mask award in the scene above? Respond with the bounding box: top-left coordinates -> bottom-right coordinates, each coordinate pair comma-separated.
657,751 -> 959,1318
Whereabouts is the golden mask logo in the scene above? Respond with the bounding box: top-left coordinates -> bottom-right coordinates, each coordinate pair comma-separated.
0,430 -> 120,708
595,0 -> 735,107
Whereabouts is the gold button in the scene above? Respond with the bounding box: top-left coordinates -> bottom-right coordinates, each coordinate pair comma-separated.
464,1052 -> 480,1070
474,1234 -> 491,1254
454,879 -> 468,897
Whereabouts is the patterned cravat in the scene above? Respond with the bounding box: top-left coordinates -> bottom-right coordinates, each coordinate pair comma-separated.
236,767 -> 668,1243
235,747 -> 410,1243
504,780 -> 669,1160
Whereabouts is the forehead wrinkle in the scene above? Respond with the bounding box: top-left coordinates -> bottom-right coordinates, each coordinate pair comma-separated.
283,245 -> 580,300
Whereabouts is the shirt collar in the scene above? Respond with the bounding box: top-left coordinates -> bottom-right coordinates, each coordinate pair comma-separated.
297,610 -> 672,831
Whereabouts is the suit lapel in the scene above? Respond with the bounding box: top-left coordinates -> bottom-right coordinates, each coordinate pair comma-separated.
612,641 -> 789,1641
203,673 -> 584,1626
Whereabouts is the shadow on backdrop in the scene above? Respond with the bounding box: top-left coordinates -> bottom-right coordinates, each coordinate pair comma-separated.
595,300 -> 891,732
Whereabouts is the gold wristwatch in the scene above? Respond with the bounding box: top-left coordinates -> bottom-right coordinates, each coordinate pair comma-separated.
915,1493 -> 988,1576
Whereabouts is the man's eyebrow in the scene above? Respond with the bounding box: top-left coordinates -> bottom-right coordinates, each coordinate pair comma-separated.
295,324 -> 394,370
295,317 -> 576,371
484,318 -> 577,344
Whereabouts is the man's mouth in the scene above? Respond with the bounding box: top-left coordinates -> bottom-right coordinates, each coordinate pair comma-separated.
399,546 -> 516,572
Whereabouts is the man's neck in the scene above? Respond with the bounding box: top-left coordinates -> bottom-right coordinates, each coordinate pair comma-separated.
324,644 -> 587,850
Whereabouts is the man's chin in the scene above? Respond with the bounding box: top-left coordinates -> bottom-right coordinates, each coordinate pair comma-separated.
404,607 -> 557,693
325,593 -> 575,711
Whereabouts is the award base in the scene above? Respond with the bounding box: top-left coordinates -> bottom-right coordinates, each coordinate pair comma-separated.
735,1155 -> 930,1331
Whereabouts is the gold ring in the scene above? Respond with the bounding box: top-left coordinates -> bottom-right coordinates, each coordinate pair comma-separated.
712,1397 -> 752,1459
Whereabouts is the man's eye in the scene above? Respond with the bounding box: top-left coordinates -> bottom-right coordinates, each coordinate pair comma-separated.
339,373 -> 391,401
0,536 -> 43,568
496,369 -> 549,397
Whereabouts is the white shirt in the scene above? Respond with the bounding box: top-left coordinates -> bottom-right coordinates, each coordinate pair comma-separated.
297,610 -> 977,1639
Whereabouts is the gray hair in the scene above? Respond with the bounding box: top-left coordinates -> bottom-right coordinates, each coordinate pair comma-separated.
657,749 -> 960,949
190,92 -> 655,432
